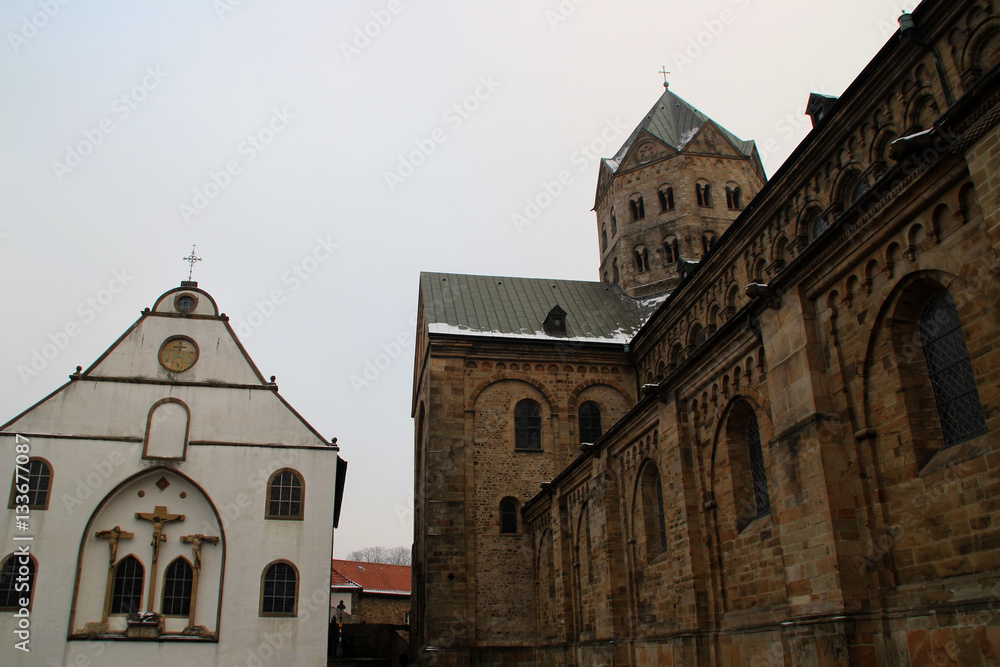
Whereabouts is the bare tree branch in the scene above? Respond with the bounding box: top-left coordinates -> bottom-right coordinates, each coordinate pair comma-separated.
345,545 -> 411,565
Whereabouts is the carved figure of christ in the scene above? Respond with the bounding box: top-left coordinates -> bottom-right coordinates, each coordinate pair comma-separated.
134,505 -> 184,612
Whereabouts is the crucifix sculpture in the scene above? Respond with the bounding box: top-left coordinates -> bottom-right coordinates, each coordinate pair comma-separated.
95,526 -> 133,624
135,505 -> 185,612
180,533 -> 219,628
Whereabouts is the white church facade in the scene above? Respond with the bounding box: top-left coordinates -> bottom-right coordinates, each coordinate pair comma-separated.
0,281 -> 346,666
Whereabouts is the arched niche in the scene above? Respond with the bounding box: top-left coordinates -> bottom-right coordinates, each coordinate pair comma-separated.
143,399 -> 190,461
70,469 -> 225,639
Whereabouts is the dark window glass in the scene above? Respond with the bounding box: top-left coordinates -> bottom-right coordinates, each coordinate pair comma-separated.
920,292 -> 988,447
0,555 -> 34,610
262,562 -> 297,615
9,459 -> 51,509
655,474 -> 667,553
268,470 -> 303,518
578,402 -> 602,444
746,414 -> 770,517
514,400 -> 542,450
110,556 -> 144,615
500,498 -> 518,534
161,558 -> 193,616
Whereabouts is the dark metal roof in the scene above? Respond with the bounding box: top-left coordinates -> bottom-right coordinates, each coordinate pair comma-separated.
606,86 -> 755,172
420,272 -> 663,344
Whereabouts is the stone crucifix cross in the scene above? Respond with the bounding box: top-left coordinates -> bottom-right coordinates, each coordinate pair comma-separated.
134,505 -> 184,612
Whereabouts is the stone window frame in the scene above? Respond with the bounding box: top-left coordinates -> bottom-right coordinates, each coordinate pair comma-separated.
514,399 -> 543,451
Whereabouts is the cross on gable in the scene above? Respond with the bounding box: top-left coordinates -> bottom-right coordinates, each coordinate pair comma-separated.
182,245 -> 202,281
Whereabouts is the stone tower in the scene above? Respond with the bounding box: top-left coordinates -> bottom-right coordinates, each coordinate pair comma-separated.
596,84 -> 766,296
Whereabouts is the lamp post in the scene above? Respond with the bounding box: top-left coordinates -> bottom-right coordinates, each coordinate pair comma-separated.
336,600 -> 346,666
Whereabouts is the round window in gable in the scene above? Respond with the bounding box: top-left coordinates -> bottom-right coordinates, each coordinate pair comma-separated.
174,293 -> 198,314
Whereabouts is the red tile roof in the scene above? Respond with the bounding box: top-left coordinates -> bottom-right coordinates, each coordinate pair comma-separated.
331,559 -> 411,596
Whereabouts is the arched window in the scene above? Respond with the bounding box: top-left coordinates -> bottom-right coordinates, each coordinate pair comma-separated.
161,557 -> 193,616
612,259 -> 620,283
629,196 -> 645,221
499,497 -> 518,534
658,187 -> 675,212
601,227 -> 608,252
664,237 -> 680,264
514,399 -> 542,450
726,184 -> 743,209
746,413 -> 770,517
634,247 -> 649,272
266,469 -> 304,519
578,401 -> 602,444
639,462 -> 667,561
701,232 -> 717,255
696,182 -> 712,207
0,553 -> 35,611
610,209 -> 617,235
8,458 -> 52,510
920,292 -> 987,446
110,555 -> 144,615
260,561 -> 298,616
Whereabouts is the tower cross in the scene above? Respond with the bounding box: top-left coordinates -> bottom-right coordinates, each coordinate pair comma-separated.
659,66 -> 670,88
134,505 -> 185,612
182,245 -> 202,281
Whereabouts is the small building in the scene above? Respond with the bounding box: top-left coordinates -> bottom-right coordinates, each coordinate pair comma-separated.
331,559 -> 411,627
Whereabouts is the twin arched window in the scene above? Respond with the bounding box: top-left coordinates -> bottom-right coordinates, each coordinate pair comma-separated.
634,247 -> 650,272
266,469 -> 304,519
696,182 -> 712,207
726,184 -> 743,210
658,187 -> 675,212
8,458 -> 52,510
701,232 -> 717,255
664,237 -> 680,264
630,196 -> 646,220
514,399 -> 542,450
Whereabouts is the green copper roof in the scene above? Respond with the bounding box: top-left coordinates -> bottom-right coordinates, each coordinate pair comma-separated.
604,86 -> 755,173
419,272 -> 664,344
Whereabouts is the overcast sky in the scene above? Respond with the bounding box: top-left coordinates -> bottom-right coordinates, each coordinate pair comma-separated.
1,0 -> 918,558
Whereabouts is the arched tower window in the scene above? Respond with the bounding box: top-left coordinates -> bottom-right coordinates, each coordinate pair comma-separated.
658,186 -> 675,212
610,209 -> 617,235
8,458 -> 51,510
110,555 -> 144,615
578,401 -> 602,444
920,292 -> 987,446
696,181 -> 712,207
726,184 -> 743,210
629,196 -> 646,220
612,259 -> 620,283
601,227 -> 608,252
634,246 -> 650,272
514,399 -> 542,450
0,553 -> 35,610
701,231 -> 717,255
499,497 -> 518,534
161,557 -> 194,616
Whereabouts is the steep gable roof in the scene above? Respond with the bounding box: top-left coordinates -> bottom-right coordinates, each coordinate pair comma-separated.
331,560 -> 411,596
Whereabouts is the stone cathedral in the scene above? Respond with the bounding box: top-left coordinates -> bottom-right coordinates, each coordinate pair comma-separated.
411,0 -> 1000,664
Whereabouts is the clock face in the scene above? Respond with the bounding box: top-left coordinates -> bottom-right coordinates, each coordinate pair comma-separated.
158,337 -> 199,372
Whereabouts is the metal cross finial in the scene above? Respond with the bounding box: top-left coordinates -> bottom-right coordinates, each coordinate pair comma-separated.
183,245 -> 202,281
659,66 -> 670,88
